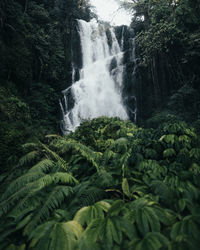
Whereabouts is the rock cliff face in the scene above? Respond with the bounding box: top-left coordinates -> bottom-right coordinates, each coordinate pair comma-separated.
115,26 -> 137,123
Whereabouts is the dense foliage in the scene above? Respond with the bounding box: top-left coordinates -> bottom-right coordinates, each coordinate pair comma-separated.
121,0 -> 200,125
0,117 -> 200,249
1,1 -> 200,249
0,0 -> 91,171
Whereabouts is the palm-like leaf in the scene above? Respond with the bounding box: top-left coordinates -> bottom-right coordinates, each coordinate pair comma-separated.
170,215 -> 200,242
126,198 -> 174,235
74,200 -> 110,227
129,232 -> 169,250
79,200 -> 135,250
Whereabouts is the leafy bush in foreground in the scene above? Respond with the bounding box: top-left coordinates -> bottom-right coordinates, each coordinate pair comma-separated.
0,117 -> 200,250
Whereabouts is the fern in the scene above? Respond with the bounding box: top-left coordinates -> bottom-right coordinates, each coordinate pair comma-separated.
53,138 -> 101,173
18,150 -> 40,166
67,182 -> 106,215
21,142 -> 39,151
0,172 -> 78,216
23,186 -> 74,234
1,172 -> 45,202
1,118 -> 200,249
28,159 -> 56,173
40,142 -> 69,171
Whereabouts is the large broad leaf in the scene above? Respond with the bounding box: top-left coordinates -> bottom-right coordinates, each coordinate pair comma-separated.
79,200 -> 135,250
126,198 -> 174,235
170,215 -> 200,242
129,232 -> 169,250
79,216 -> 135,250
73,200 -> 110,226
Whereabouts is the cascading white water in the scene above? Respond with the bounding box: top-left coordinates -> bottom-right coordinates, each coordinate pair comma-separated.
61,19 -> 128,132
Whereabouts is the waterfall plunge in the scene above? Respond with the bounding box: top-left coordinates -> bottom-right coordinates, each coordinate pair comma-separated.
61,20 -> 128,132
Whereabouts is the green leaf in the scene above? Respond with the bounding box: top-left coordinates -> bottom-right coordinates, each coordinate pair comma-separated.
74,201 -> 110,226
107,200 -> 124,217
122,178 -> 132,199
130,232 -> 169,250
190,148 -> 200,160
29,221 -> 83,250
178,199 -> 186,212
163,148 -> 176,158
159,134 -> 175,144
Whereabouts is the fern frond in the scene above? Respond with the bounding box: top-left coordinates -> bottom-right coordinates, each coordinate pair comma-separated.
54,139 -> 101,173
40,142 -> 69,171
22,142 -> 39,150
18,150 -> 40,166
28,159 -> 56,173
67,183 -> 106,214
23,186 -> 74,234
34,172 -> 78,188
0,183 -> 38,216
0,173 -> 78,216
1,172 -> 45,202
8,197 -> 39,222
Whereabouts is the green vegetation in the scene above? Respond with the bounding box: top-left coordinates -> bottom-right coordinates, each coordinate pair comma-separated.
121,0 -> 200,125
1,0 -> 200,249
0,0 -> 92,171
0,117 -> 200,249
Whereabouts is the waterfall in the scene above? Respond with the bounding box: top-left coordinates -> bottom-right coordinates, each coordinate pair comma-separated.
61,19 -> 128,132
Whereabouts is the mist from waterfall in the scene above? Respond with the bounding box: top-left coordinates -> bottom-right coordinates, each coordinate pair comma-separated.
61,19 -> 128,132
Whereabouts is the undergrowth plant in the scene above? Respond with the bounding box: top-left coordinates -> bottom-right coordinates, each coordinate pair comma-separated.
0,117 -> 200,250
